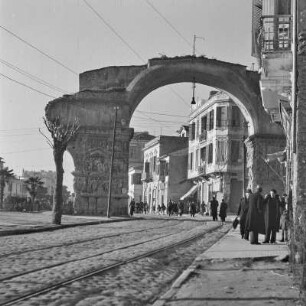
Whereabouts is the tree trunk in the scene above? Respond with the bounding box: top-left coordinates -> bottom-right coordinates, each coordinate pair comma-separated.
0,176 -> 5,208
52,149 -> 64,225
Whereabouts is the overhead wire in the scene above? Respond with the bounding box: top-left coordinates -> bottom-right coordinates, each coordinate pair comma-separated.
82,0 -> 190,109
0,58 -> 68,94
0,72 -> 57,99
0,25 -> 78,76
145,0 -> 192,50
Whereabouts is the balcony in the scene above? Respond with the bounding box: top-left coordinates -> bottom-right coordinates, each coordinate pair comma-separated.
260,15 -> 292,53
141,172 -> 152,182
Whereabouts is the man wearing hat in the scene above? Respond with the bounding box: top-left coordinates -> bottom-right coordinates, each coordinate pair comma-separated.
237,188 -> 252,240
245,185 -> 265,244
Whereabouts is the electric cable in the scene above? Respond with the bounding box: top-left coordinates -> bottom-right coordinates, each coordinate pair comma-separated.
0,72 -> 57,99
0,58 -> 68,94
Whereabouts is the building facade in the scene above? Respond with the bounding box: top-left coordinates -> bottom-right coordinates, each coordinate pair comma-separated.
128,131 -> 155,203
142,136 -> 191,211
3,177 -> 27,200
187,91 -> 247,213
252,0 -> 292,192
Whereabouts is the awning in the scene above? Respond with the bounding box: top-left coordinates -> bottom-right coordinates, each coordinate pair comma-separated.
265,150 -> 287,163
180,185 -> 198,200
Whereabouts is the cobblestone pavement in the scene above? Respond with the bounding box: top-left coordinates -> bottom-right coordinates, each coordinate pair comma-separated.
0,216 -> 229,305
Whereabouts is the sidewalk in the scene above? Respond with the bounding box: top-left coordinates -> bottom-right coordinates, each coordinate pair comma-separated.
153,225 -> 301,306
0,211 -> 132,236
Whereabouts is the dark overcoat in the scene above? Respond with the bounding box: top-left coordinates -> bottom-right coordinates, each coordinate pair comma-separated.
245,192 -> 265,234
210,199 -> 219,216
237,197 -> 249,232
219,201 -> 227,219
263,195 -> 280,231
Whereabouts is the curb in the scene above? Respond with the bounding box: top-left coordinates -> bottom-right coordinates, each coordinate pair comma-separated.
0,218 -> 133,236
152,226 -> 231,306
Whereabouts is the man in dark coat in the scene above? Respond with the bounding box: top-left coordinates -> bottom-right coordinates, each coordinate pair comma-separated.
262,189 -> 280,243
245,186 -> 265,244
210,196 -> 219,221
219,199 -> 228,224
129,199 -> 135,216
237,189 -> 252,239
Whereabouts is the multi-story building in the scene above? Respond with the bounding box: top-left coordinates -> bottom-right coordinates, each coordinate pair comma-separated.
187,91 -> 247,213
252,0 -> 292,191
128,131 -> 155,203
142,136 -> 191,211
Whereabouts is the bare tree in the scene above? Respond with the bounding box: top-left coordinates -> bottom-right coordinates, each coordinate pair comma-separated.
41,116 -> 79,225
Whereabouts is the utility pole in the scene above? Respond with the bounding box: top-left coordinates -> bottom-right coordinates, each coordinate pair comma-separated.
242,120 -> 248,195
192,34 -> 205,56
107,106 -> 119,218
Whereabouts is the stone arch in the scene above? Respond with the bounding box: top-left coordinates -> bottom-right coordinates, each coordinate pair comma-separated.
46,56 -> 285,215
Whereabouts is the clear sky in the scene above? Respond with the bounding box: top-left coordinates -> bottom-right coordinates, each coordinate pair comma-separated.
0,0 -> 254,191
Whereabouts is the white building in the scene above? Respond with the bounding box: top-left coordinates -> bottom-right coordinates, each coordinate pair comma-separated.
187,91 -> 247,212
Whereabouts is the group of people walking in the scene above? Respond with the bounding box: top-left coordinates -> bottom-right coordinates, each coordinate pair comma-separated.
237,186 -> 289,245
209,196 -> 228,224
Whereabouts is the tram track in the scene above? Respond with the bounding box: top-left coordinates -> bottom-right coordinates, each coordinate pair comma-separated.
0,224 -> 224,306
0,219 -> 181,258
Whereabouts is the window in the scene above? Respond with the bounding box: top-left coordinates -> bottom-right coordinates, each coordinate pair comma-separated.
144,162 -> 150,173
132,173 -> 141,185
189,122 -> 196,140
189,152 -> 194,170
201,116 -> 207,133
216,106 -> 227,128
230,140 -> 241,162
231,106 -> 241,127
208,143 -> 213,164
208,110 -> 214,130
200,147 -> 206,163
153,156 -> 157,172
195,149 -> 199,168
159,161 -> 166,176
216,140 -> 227,163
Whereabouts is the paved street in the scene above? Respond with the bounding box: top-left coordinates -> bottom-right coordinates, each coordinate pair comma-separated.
0,214 -> 228,305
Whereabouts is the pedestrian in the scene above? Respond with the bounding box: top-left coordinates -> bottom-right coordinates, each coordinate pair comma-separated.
200,201 -> 206,216
190,201 -> 196,217
262,189 -> 280,244
143,201 -> 148,214
245,185 -> 265,245
279,206 -> 289,242
178,201 -> 184,216
157,204 -> 161,214
167,200 -> 173,217
210,196 -> 219,221
237,189 -> 252,240
219,198 -> 228,225
129,198 -> 135,216
161,203 -> 166,215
